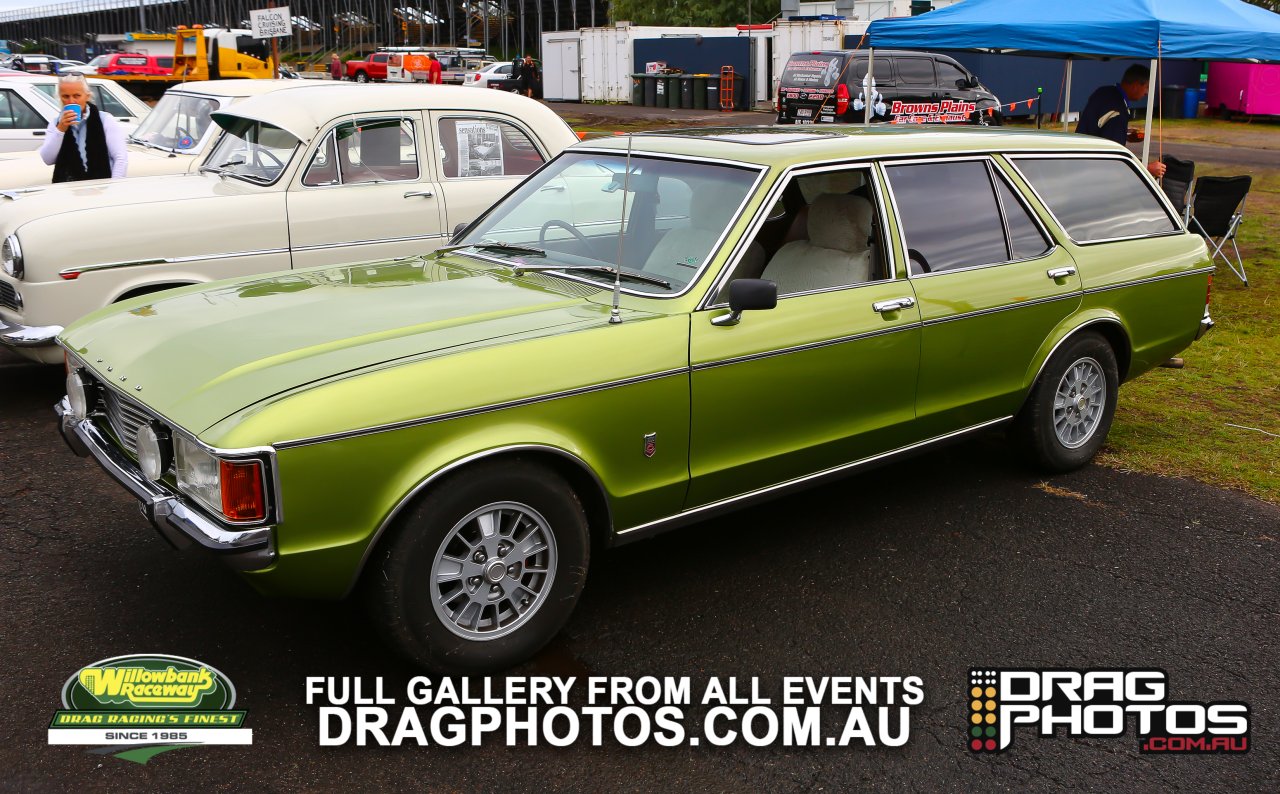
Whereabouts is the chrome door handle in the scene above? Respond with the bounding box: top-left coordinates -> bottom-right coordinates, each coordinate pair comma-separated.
872,297 -> 916,314
403,190 -> 434,199
1047,266 -> 1077,280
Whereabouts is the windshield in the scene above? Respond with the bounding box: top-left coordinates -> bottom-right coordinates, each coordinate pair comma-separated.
131,93 -> 219,153
459,152 -> 760,295
26,84 -> 62,110
202,118 -> 298,184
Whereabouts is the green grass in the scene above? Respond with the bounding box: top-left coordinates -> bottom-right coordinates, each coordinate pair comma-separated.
1098,157 -> 1279,503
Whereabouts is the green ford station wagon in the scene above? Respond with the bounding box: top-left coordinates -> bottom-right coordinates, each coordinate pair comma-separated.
56,126 -> 1214,672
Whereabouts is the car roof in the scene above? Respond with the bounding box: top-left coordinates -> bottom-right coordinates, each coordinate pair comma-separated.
211,83 -> 555,143
576,125 -> 1128,168
791,49 -> 961,59
0,74 -> 119,87
163,78 -> 332,99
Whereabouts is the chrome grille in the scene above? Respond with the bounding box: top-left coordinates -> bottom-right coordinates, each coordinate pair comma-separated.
0,280 -> 17,311
101,388 -> 153,455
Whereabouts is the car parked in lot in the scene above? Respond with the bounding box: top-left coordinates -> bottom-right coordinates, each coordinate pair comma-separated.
464,61 -> 514,88
0,85 -> 578,363
0,80 -> 332,190
345,52 -> 390,82
71,52 -> 176,76
54,126 -> 1212,673
0,74 -> 149,152
777,49 -> 1003,125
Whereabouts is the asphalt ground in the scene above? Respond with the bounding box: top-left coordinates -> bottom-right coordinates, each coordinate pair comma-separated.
2,343 -> 1277,791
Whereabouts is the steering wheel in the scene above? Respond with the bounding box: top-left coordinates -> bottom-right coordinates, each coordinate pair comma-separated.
253,147 -> 285,169
538,219 -> 590,250
907,248 -> 932,274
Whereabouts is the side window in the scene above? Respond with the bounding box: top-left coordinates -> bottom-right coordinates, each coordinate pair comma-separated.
91,86 -> 131,118
1012,157 -> 1178,241
437,117 -> 545,179
0,90 -> 46,130
993,170 -> 1052,260
726,166 -> 888,299
335,117 -> 419,185
302,132 -> 339,186
936,61 -> 969,89
885,160 -> 1008,275
895,58 -> 936,86
157,57 -> 174,69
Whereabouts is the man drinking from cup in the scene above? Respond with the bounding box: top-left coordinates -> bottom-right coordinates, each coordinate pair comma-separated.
38,74 -> 128,183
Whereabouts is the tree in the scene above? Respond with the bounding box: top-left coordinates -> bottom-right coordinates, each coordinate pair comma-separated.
610,0 -> 781,28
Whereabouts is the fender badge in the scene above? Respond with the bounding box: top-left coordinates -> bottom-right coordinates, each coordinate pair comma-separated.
643,432 -> 657,458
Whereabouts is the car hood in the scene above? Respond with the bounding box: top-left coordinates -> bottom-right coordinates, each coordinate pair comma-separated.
60,257 -> 621,435
0,171 -> 256,230
0,144 -> 197,190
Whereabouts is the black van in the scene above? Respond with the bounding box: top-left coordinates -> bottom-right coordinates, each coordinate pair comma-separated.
777,49 -> 1003,126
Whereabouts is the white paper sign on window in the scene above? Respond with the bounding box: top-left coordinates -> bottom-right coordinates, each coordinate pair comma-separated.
250,7 -> 293,39
455,121 -> 504,177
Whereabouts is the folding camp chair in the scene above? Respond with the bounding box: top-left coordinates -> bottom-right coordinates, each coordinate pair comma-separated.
1190,175 -> 1252,286
1160,155 -> 1195,224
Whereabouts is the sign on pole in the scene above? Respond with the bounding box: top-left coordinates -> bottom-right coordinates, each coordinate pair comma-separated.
249,6 -> 293,39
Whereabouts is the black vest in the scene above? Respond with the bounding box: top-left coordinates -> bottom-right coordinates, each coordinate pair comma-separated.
52,103 -> 112,184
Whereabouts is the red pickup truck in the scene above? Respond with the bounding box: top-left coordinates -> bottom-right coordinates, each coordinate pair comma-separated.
345,52 -> 390,82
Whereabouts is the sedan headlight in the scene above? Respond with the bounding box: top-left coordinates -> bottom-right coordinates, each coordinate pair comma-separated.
2,234 -> 23,279
65,370 -> 94,420
136,422 -> 172,482
175,435 -> 267,523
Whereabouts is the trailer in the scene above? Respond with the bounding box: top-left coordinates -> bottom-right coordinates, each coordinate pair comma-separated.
1207,62 -> 1280,118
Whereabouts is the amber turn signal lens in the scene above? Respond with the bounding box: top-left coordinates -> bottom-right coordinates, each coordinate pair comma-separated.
219,459 -> 266,522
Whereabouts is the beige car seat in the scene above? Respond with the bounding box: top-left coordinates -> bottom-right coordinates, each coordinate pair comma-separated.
763,194 -> 874,295
644,183 -> 734,283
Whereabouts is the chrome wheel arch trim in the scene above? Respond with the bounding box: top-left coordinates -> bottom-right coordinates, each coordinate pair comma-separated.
343,443 -> 611,597
1023,317 -> 1127,398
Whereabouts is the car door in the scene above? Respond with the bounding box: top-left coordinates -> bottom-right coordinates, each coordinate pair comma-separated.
428,112 -> 550,233
0,87 -> 51,152
687,164 -> 922,507
890,56 -> 938,117
287,111 -> 448,269
881,156 -> 1081,439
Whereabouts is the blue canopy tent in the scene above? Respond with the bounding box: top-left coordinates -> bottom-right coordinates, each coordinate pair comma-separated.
866,0 -> 1280,162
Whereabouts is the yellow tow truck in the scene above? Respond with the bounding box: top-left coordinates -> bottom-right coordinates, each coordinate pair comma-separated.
95,26 -> 275,98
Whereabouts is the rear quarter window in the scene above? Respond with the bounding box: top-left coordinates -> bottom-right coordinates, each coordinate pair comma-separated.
1013,157 -> 1178,242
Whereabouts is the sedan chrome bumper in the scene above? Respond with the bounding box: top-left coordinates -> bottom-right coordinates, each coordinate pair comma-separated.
56,397 -> 275,571
0,317 -> 62,348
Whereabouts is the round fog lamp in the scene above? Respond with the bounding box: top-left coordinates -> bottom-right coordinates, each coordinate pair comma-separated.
65,370 -> 91,420
137,423 -> 172,482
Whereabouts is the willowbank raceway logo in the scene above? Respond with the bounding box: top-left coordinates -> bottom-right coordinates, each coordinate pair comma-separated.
48,654 -> 251,764
967,669 -> 1249,755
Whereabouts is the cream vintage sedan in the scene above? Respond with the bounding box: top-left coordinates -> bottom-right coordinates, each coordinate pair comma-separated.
0,84 -> 578,363
0,80 -> 332,191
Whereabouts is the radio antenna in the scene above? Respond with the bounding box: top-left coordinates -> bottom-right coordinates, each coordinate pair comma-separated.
609,134 -> 634,325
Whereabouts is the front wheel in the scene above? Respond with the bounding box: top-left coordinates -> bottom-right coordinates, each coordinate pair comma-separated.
364,460 -> 590,673
354,71 -> 369,83
1011,332 -> 1119,473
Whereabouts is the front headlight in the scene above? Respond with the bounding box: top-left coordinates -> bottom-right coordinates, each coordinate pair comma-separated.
65,370 -> 93,420
136,422 -> 173,482
175,436 -> 268,523
1,234 -> 23,279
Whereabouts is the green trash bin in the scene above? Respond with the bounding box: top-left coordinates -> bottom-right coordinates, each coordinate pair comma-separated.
679,75 -> 695,109
646,74 -> 660,107
692,75 -> 708,109
706,79 -> 721,110
653,75 -> 666,107
630,73 -> 645,106
667,75 -> 682,109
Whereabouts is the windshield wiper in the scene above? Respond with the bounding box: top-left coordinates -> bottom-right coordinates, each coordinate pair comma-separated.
472,240 -> 546,257
509,263 -> 671,289
198,159 -> 244,177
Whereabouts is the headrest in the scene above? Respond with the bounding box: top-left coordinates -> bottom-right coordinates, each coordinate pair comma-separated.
808,194 -> 873,252
798,170 -> 865,203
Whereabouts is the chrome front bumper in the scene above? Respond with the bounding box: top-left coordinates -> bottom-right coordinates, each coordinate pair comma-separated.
0,316 -> 62,348
56,397 -> 276,571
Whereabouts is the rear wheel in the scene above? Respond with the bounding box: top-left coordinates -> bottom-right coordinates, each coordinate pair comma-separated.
354,71 -> 369,83
364,460 -> 590,673
1011,332 -> 1119,473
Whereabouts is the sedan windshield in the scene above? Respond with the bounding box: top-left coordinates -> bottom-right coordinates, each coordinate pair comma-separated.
131,93 -> 220,153
459,152 -> 760,295
201,118 -> 298,184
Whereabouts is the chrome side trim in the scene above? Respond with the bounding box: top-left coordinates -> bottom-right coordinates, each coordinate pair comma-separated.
1081,266 -> 1216,295
291,233 -> 449,253
56,398 -> 275,572
614,415 -> 1013,543
692,324 -> 914,371
1026,317 -> 1126,389
342,443 -> 611,597
273,367 -> 690,449
920,292 -> 1079,327
0,318 -> 62,347
59,247 -> 290,278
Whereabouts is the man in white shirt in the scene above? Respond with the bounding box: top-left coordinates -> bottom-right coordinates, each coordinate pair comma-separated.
38,74 -> 128,182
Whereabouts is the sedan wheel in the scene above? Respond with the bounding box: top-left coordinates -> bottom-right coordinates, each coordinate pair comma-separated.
365,460 -> 590,673
1012,332 -> 1119,472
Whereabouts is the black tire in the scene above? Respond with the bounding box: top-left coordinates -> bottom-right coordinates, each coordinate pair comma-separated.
364,459 -> 590,674
1011,332 -> 1119,473
354,71 -> 368,83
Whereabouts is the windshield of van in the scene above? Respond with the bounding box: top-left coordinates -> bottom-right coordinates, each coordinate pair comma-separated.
457,151 -> 760,296
131,93 -> 219,153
